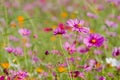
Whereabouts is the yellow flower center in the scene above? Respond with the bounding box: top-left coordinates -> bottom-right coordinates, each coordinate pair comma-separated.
78,24 -> 81,28
91,39 -> 96,43
106,64 -> 112,68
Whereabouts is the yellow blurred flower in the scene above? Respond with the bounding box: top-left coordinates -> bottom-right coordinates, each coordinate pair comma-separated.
90,29 -> 94,33
106,64 -> 112,68
50,36 -> 56,41
2,43 -> 7,48
22,38 -> 27,43
25,78 -> 37,80
0,62 -> 10,69
52,25 -> 57,30
70,13 -> 76,19
36,68 -> 44,73
58,66 -> 66,73
61,12 -> 68,18
13,58 -> 17,63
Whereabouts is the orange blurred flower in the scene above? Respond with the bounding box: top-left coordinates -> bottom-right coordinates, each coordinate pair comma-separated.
0,62 -> 10,69
61,12 -> 68,18
58,66 -> 66,73
18,16 -> 24,27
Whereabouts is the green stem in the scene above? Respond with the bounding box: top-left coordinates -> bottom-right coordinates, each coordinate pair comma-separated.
59,36 -> 73,80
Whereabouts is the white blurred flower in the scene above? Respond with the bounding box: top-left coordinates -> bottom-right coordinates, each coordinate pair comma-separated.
106,58 -> 120,67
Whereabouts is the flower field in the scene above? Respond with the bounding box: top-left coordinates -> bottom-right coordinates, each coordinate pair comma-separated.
0,0 -> 120,80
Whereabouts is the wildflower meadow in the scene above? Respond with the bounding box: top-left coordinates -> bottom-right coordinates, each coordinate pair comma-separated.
0,0 -> 120,80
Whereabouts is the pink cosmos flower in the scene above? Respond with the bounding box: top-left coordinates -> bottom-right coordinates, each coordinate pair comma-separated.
117,15 -> 120,20
106,31 -> 117,37
112,47 -> 120,57
107,0 -> 120,6
23,3 -> 34,11
94,50 -> 103,55
9,35 -> 19,42
77,46 -> 89,54
83,33 -> 104,47
87,12 -> 98,19
83,64 -> 93,72
66,19 -> 89,33
18,28 -> 31,36
14,47 -> 23,56
69,71 -> 85,79
50,50 -> 63,56
78,72 -> 85,79
63,42 -> 76,54
53,27 -> 66,35
99,76 -> 106,80
53,23 -> 67,35
97,5 -> 104,11
105,20 -> 118,28
32,56 -> 39,64
5,46 -> 14,53
10,70 -> 28,80
0,76 -> 4,80
107,73 -> 114,78
33,34 -> 38,38
89,59 -> 96,67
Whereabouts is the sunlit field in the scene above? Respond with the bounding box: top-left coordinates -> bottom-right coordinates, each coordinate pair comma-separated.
0,0 -> 120,80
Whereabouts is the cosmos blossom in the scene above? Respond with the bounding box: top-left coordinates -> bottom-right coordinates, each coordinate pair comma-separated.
10,70 -> 28,80
14,47 -> 23,56
53,27 -> 66,35
0,76 -> 4,80
77,46 -> 89,54
66,19 -> 90,33
18,28 -> 31,36
69,71 -> 85,79
105,20 -> 118,28
83,33 -> 104,47
106,58 -> 120,67
99,76 -> 106,80
5,46 -> 14,53
53,24 -> 66,35
112,47 -> 120,57
43,27 -> 53,32
63,42 -> 76,54
87,12 -> 98,19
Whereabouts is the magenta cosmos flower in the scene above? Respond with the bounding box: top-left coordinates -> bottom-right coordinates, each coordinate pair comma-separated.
5,46 -> 14,53
99,76 -> 106,80
112,47 -> 120,57
18,28 -> 31,36
11,70 -> 28,80
66,19 -> 89,33
53,23 -> 66,35
83,33 -> 104,47
53,27 -> 66,35
63,42 -> 76,54
0,76 -> 4,80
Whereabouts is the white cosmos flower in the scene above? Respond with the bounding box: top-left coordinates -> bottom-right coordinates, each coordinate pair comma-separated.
106,58 -> 120,67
